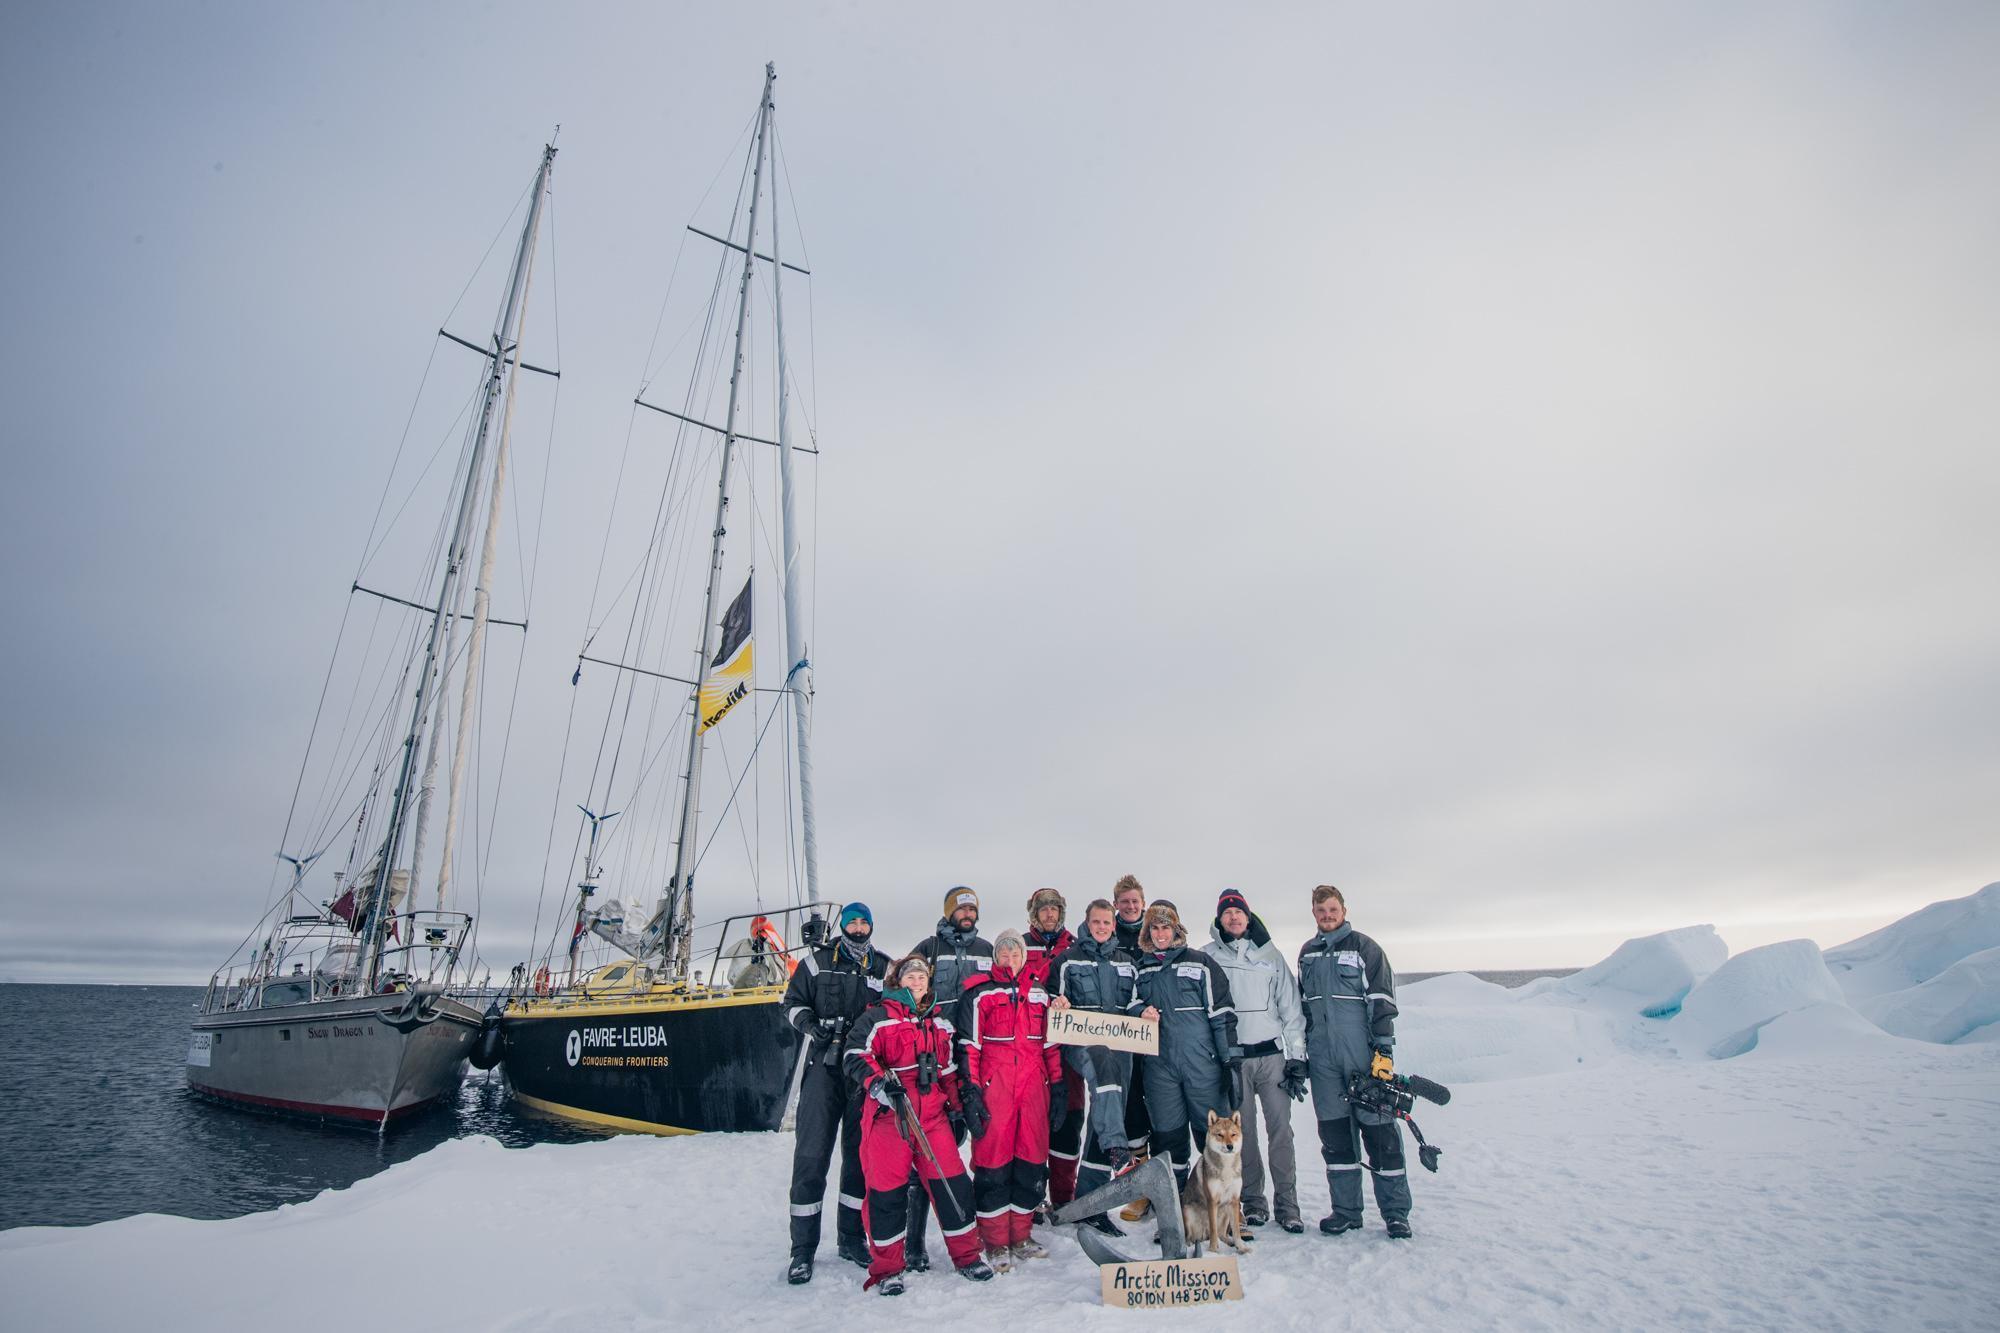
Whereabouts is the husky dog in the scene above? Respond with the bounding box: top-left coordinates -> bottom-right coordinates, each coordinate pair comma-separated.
1182,1109 -> 1252,1255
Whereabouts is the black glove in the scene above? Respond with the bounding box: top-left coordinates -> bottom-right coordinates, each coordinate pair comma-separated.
1218,1048 -> 1244,1108
1048,1089 -> 1070,1135
1281,1059 -> 1310,1102
812,1016 -> 846,1045
962,1085 -> 991,1140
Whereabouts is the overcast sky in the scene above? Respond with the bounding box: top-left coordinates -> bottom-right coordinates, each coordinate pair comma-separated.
2,2 -> 1996,984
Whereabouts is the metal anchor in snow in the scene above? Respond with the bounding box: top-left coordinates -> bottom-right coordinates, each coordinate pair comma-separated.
1053,1157 -> 1192,1265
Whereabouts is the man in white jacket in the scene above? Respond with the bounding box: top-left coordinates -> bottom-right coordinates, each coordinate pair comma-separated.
1201,888 -> 1310,1232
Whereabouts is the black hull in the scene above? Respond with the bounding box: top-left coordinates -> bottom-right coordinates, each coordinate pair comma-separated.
499,989 -> 800,1134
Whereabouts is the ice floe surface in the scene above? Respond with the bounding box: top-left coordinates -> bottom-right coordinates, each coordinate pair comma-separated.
5,884 -> 1997,1331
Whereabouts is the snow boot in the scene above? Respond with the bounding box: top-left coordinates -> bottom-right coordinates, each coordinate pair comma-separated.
984,1245 -> 1014,1274
1079,1213 -> 1124,1237
785,1255 -> 813,1285
905,1247 -> 931,1273
1011,1238 -> 1049,1261
1386,1218 -> 1414,1240
1320,1215 -> 1362,1236
877,1273 -> 906,1297
1278,1218 -> 1305,1235
837,1237 -> 871,1268
1242,1203 -> 1269,1227
957,1259 -> 996,1282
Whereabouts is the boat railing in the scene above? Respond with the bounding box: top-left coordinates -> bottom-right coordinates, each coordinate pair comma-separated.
199,909 -> 474,1014
700,901 -> 840,988
373,909 -> 474,985
506,901 -> 840,1006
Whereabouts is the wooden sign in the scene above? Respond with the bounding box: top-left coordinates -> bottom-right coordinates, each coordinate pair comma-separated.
1100,1257 -> 1244,1308
1046,1007 -> 1159,1055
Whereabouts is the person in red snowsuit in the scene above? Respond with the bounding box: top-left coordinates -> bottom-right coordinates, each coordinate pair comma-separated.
956,929 -> 1066,1268
1021,888 -> 1086,1209
844,954 -> 996,1294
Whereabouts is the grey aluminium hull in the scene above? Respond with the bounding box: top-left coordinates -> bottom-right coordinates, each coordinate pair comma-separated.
186,989 -> 481,1128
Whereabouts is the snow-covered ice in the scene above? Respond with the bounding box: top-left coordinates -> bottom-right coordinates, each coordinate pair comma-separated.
1824,882 -> 2000,999
1668,939 -> 1849,1059
1857,946 -> 2000,1046
5,885 -> 1998,1331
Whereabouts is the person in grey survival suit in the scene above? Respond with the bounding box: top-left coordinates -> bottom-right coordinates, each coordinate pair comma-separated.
1297,883 -> 1413,1239
782,902 -> 893,1283
900,885 -> 994,1268
1131,902 -> 1240,1192
1201,887 -> 1309,1233
1048,897 -> 1141,1233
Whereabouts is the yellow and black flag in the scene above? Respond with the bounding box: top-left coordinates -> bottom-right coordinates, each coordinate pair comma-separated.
699,575 -> 753,732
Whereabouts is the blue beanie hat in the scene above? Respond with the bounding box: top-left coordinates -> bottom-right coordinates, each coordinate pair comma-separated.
839,902 -> 873,929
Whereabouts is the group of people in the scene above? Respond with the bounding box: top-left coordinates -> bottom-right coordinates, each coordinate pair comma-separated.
780,876 -> 1413,1295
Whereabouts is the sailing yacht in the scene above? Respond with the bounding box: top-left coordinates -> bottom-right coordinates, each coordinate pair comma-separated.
499,65 -> 830,1135
188,143 -> 558,1128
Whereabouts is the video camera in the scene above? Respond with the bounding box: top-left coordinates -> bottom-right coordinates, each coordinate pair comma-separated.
1347,1071 -> 1450,1117
1346,1071 -> 1451,1174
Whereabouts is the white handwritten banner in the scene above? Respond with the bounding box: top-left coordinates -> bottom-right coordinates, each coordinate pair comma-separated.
1046,1008 -> 1159,1056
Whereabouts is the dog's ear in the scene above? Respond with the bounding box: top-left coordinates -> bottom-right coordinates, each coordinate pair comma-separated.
1231,1111 -> 1242,1126
1207,1109 -> 1219,1127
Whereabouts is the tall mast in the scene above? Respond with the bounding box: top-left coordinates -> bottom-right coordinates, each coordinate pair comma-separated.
358,142 -> 557,986
765,75 -> 819,909
436,135 -> 553,914
666,64 -> 776,983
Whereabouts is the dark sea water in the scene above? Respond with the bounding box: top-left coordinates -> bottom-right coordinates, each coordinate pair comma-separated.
1403,969 -> 1578,988
0,983 -> 605,1232
0,969 -> 1575,1233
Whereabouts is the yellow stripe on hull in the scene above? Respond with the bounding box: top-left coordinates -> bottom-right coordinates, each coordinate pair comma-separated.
510,1089 -> 701,1136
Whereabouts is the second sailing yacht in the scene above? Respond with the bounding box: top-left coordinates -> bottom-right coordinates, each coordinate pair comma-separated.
188,143 -> 558,1128
499,65 -> 829,1135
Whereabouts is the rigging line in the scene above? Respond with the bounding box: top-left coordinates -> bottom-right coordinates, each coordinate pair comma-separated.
526,668 -> 586,970
774,128 -> 822,442
582,212 -> 732,671
358,376 -> 483,577
303,588 -> 426,856
610,368 -> 734,839
635,103 -> 757,393
574,132 -> 758,908
773,127 -> 813,272
465,623 -> 520,970
300,601 -> 402,855
714,714 -> 762,909
782,692 -> 799,910
269,587 -> 358,913
517,196 -> 562,623
575,408 -> 644,658
586,238 -> 737,820
439,177 -> 537,352
588,423 -> 707,826
352,178 -> 531,584
476,627 -> 530,889
693,695 -> 788,873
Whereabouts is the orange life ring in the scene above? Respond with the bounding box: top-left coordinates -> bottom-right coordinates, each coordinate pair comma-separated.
750,916 -> 797,975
